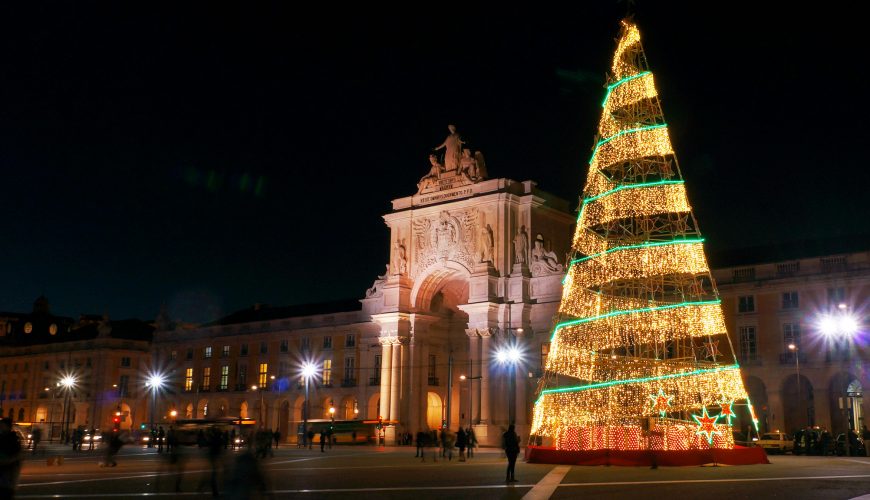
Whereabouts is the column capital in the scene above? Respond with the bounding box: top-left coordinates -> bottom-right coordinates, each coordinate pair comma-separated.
379,335 -> 409,346
478,328 -> 495,339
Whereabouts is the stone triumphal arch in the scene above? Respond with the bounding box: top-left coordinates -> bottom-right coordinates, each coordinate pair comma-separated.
360,126 -> 575,444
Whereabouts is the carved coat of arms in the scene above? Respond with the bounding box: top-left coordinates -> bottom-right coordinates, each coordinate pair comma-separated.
411,210 -> 479,278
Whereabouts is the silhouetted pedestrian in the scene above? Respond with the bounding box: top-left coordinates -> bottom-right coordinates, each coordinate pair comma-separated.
457,427 -> 467,462
0,418 -> 22,499
320,429 -> 326,452
157,426 -> 165,453
273,429 -> 280,449
503,424 -> 520,483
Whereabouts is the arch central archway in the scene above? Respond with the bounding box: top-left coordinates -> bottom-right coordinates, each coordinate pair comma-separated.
411,261 -> 472,312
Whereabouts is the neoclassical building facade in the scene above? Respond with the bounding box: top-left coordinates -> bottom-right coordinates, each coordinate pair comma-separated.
153,154 -> 576,444
713,250 -> 870,435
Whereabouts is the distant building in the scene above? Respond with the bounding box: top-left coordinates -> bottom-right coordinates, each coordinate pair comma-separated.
0,296 -> 153,438
713,251 -> 870,435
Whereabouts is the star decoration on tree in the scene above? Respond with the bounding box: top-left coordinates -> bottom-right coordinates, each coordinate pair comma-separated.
648,388 -> 674,417
719,399 -> 735,424
703,340 -> 720,360
692,407 -> 723,444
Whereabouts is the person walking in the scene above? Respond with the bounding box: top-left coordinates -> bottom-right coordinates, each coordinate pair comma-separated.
415,431 -> 424,458
307,429 -> 315,450
457,427 -> 467,462
467,427 -> 476,459
320,429 -> 326,452
273,429 -> 280,449
157,426 -> 165,454
30,427 -> 42,456
503,424 -> 520,483
0,418 -> 22,499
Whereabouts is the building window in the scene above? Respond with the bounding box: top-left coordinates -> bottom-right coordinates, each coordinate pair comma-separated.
203,347 -> 212,359
186,349 -> 194,361
301,337 -> 310,351
260,342 -> 268,355
222,345 -> 230,358
323,336 -> 333,349
118,375 -> 130,397
280,339 -> 289,353
739,326 -> 757,361
827,287 -> 846,306
202,367 -> 211,390
783,323 -> 801,350
43,361 -> 49,370
184,368 -> 193,392
120,357 -> 131,367
238,366 -> 247,388
322,359 -> 332,386
258,363 -> 268,387
170,351 -> 178,361
220,366 -> 229,390
428,355 -> 438,385
782,292 -> 799,310
372,355 -> 381,385
344,357 -> 355,384
240,344 -> 248,356
738,295 -> 755,313
345,335 -> 356,348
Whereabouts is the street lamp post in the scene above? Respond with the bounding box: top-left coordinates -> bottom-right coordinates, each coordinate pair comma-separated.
146,373 -> 166,449
496,345 -> 522,426
301,362 -> 316,448
59,375 -> 77,444
459,374 -> 482,428
329,404 -> 335,448
788,344 -> 803,429
252,385 -> 265,428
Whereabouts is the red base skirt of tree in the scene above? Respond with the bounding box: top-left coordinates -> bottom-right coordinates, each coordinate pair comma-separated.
525,445 -> 769,467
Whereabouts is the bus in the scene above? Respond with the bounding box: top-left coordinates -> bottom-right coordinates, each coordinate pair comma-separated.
297,419 -> 386,445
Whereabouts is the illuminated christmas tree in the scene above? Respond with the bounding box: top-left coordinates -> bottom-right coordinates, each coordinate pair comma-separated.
530,20 -> 758,451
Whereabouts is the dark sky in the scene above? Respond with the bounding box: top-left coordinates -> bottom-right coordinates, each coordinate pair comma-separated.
2,3 -> 868,323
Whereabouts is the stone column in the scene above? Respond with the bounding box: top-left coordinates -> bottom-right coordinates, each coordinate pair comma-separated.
400,338 -> 412,428
479,330 -> 492,424
515,329 -> 528,427
378,339 -> 393,420
389,339 -> 402,422
466,330 -> 480,423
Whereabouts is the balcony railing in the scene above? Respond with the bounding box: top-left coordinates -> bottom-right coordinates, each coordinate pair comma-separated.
428,376 -> 439,386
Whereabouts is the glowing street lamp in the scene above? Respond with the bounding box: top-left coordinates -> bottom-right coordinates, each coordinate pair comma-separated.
495,344 -> 523,426
788,343 -> 805,428
59,375 -> 77,444
301,362 -> 317,447
819,312 -> 860,338
145,372 -> 166,445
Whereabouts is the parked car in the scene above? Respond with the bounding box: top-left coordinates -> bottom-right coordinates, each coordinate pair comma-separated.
836,432 -> 866,456
756,431 -> 793,454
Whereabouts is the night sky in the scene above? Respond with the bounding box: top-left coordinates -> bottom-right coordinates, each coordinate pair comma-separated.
2,4 -> 868,323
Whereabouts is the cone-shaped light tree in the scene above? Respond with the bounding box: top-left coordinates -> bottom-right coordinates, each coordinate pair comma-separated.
530,20 -> 758,451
